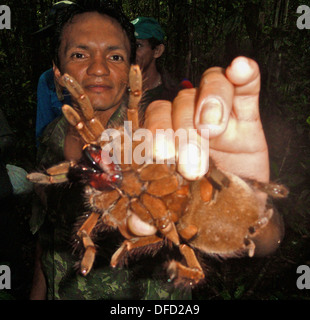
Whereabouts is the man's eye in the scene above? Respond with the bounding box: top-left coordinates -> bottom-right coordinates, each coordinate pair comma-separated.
136,43 -> 142,49
71,53 -> 85,59
110,55 -> 124,62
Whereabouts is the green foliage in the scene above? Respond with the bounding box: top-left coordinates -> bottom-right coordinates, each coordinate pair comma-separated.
0,290 -> 15,300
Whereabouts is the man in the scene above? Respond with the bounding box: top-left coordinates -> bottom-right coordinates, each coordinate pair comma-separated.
31,0 -> 282,300
132,17 -> 179,121
31,0 -> 186,300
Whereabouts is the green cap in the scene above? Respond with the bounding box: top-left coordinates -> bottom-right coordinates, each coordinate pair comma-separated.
131,17 -> 165,42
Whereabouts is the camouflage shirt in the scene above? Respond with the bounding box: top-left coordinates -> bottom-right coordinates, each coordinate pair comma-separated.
31,102 -> 190,300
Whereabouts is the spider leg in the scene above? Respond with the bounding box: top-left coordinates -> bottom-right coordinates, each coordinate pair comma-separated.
62,73 -> 105,143
154,218 -> 204,286
61,65 -> 142,143
167,244 -> 205,287
27,161 -> 75,184
128,65 -> 142,131
206,158 -> 230,190
110,235 -> 163,268
27,172 -> 67,184
244,179 -> 289,199
76,212 -> 100,276
62,104 -> 97,144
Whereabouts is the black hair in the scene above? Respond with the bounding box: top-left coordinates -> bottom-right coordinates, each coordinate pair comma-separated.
147,37 -> 163,50
51,0 -> 136,68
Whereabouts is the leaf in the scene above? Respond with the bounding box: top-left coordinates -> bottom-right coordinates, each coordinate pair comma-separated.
234,285 -> 245,299
0,290 -> 15,300
220,289 -> 231,300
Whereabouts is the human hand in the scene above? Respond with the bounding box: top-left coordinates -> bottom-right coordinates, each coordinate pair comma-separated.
144,56 -> 269,184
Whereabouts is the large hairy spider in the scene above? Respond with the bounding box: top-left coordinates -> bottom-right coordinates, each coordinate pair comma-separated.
28,66 -> 288,287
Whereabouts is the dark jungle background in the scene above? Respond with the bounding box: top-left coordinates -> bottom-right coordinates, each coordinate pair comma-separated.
0,0 -> 309,300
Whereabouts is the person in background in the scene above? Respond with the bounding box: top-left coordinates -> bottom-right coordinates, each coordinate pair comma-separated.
131,17 -> 179,121
36,68 -> 71,143
34,1 -> 73,144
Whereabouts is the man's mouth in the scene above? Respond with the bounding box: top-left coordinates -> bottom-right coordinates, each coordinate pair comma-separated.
86,85 -> 112,93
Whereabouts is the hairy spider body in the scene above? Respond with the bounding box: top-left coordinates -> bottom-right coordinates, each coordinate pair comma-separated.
28,65 -> 288,287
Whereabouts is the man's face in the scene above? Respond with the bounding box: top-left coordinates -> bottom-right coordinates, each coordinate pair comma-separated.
55,12 -> 131,112
135,39 -> 156,73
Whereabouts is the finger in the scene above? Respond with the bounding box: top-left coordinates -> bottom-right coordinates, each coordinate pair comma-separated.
194,67 -> 234,138
172,89 -> 209,180
144,100 -> 176,162
225,56 -> 261,121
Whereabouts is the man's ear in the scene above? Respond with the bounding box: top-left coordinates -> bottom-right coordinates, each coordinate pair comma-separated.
53,61 -> 65,100
53,61 -> 65,87
153,44 -> 165,59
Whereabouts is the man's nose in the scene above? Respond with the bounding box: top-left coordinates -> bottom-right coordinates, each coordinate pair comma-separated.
88,57 -> 110,76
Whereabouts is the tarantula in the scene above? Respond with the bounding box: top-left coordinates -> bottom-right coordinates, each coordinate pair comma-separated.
28,65 -> 288,287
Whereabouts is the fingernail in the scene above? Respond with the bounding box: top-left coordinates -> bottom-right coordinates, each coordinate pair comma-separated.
153,133 -> 176,163
200,98 -> 223,125
178,142 -> 207,180
233,57 -> 251,77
